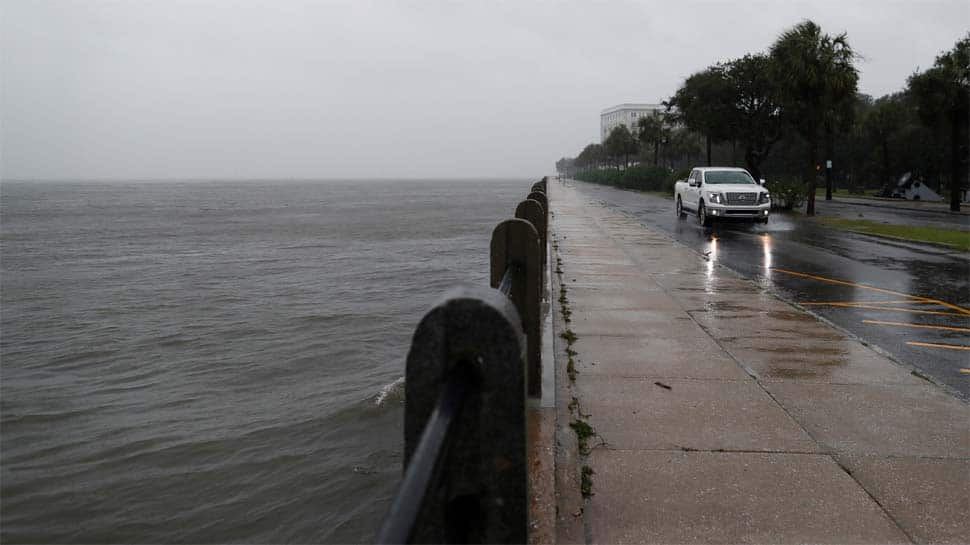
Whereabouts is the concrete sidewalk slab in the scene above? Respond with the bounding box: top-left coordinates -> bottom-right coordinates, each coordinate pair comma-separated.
569,310 -> 702,338
565,289 -> 684,312
562,275 -> 664,290
571,335 -> 746,380
836,456 -> 970,545
586,451 -> 910,545
690,309 -> 846,341
766,382 -> 969,457
720,340 -> 923,385
578,376 -> 818,452
671,289 -> 784,312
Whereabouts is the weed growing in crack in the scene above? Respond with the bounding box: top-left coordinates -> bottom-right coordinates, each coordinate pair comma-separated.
580,465 -> 594,498
569,420 -> 595,455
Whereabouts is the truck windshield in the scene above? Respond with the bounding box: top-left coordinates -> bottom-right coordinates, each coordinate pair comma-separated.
704,170 -> 756,184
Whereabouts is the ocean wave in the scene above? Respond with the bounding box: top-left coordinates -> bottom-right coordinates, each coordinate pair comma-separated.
374,376 -> 405,407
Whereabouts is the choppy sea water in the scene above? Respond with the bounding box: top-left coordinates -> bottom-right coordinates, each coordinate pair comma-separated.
0,178 -> 527,543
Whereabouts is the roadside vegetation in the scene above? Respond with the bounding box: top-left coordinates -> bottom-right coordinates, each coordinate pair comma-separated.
556,22 -> 969,213
819,218 -> 970,252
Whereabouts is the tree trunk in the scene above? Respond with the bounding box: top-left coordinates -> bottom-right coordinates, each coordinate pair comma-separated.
653,141 -> 659,167
806,132 -> 818,216
744,148 -> 762,183
881,140 -> 891,189
706,135 -> 712,166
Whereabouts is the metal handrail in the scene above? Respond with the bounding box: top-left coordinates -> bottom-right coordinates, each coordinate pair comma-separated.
497,265 -> 514,296
375,366 -> 473,544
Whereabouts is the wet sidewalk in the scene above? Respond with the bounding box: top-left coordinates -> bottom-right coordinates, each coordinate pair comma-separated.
546,179 -> 969,544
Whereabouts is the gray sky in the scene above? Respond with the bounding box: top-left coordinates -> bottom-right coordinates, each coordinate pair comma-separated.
2,1 -> 967,180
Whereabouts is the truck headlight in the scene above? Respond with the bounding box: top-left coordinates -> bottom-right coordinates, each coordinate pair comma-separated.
759,192 -> 771,204
708,192 -> 724,204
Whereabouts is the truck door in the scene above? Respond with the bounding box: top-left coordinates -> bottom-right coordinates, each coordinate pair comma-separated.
686,170 -> 700,209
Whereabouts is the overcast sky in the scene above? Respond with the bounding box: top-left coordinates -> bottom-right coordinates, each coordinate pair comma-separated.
2,1 -> 967,180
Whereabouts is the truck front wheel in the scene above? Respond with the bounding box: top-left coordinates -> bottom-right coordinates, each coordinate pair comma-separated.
676,197 -> 687,219
698,202 -> 712,227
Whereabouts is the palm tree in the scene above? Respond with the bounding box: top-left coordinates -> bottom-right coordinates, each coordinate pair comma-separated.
636,115 -> 669,167
769,20 -> 859,215
604,125 -> 637,170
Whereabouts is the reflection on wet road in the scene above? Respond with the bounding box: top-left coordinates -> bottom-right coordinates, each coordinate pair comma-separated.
567,180 -> 970,399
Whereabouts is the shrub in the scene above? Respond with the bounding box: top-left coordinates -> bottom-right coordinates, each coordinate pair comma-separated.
575,169 -> 621,186
765,177 -> 807,210
619,165 -> 669,190
665,168 -> 692,195
575,166 -> 671,192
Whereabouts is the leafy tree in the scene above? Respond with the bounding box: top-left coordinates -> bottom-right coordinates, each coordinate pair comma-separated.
636,114 -> 669,167
861,94 -> 909,187
575,143 -> 604,170
723,53 -> 783,182
603,125 -> 638,169
555,157 -> 576,177
907,34 -> 969,211
664,128 -> 702,169
669,66 -> 735,166
769,20 -> 859,215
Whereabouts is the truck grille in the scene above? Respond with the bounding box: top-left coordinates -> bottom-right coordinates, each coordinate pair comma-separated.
726,192 -> 758,205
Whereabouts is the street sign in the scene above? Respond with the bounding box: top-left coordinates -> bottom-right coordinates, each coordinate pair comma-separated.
826,160 -> 833,169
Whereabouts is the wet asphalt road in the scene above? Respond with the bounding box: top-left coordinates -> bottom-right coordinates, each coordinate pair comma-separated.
565,180 -> 970,399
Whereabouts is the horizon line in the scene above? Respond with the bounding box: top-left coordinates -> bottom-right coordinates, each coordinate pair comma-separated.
1,175 -> 545,183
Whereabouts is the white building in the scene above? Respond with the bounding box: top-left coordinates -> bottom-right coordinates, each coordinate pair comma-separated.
600,103 -> 666,142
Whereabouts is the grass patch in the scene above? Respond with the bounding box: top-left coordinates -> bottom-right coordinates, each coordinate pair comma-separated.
560,329 -> 577,343
814,187 -> 873,198
819,217 -> 970,251
566,357 -> 577,382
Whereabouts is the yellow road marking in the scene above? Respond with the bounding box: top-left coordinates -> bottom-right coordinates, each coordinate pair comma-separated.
772,268 -> 970,316
800,300 -> 939,305
907,341 -> 970,351
863,320 -> 970,332
801,303 -> 967,317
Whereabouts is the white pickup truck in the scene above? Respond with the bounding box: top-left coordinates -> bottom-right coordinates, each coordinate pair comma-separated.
674,167 -> 771,226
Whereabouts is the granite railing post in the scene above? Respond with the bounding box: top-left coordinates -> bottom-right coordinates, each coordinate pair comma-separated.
526,191 -> 547,220
489,218 -> 541,398
381,287 -> 527,544
514,199 -> 546,294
